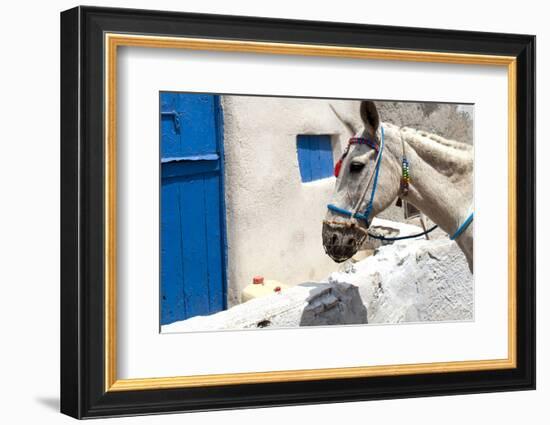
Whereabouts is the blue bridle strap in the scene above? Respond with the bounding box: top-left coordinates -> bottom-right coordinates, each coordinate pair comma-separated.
326,204 -> 370,222
450,212 -> 474,240
327,126 -> 385,224
363,126 -> 385,219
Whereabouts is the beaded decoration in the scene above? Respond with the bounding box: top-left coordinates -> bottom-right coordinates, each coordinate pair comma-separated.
400,157 -> 410,195
349,137 -> 380,153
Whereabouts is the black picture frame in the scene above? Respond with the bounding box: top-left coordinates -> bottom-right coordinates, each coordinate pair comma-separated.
61,5 -> 535,419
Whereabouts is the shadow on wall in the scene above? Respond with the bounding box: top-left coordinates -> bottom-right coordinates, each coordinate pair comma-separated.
34,396 -> 59,412
299,282 -> 368,326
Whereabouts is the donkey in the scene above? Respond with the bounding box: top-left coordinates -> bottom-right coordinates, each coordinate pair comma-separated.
322,101 -> 474,271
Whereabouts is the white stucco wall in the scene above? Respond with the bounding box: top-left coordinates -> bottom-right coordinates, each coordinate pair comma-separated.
221,96 -> 364,306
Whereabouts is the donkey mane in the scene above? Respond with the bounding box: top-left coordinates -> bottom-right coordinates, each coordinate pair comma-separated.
383,123 -> 473,183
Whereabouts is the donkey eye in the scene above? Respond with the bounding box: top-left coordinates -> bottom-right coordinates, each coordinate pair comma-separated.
350,161 -> 365,173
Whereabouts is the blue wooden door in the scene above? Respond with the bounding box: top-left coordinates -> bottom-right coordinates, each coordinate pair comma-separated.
160,93 -> 227,325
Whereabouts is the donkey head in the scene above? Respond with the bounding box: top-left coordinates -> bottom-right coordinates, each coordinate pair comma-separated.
322,101 -> 401,262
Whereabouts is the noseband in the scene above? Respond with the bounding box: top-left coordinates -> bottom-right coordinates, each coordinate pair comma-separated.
327,126 -> 386,227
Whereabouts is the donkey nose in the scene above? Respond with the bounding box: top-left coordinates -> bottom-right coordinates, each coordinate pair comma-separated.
322,221 -> 361,263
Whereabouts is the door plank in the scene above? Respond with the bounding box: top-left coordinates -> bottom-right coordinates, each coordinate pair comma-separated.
203,174 -> 224,310
179,176 -> 210,318
160,180 -> 186,324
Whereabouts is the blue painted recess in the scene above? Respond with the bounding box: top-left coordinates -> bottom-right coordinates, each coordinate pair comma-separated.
296,135 -> 334,182
160,92 -> 227,326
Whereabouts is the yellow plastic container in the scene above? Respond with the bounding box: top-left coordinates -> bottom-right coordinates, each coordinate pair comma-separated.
241,276 -> 288,303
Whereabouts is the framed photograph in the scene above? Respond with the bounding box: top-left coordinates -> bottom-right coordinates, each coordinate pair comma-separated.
60,6 -> 535,419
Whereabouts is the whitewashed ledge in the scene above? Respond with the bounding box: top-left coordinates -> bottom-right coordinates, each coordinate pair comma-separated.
162,221 -> 473,333
162,281 -> 368,333
331,239 -> 473,324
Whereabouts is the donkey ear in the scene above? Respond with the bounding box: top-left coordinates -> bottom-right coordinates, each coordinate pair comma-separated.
360,101 -> 380,139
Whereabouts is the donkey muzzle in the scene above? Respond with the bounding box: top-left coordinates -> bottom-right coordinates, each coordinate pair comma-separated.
322,220 -> 366,263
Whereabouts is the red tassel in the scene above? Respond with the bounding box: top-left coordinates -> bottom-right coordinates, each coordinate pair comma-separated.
334,159 -> 343,177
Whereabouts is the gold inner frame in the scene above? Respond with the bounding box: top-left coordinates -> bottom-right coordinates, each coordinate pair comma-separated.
104,33 -> 517,392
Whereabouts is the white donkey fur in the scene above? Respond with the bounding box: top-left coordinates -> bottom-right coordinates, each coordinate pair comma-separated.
326,102 -> 474,271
